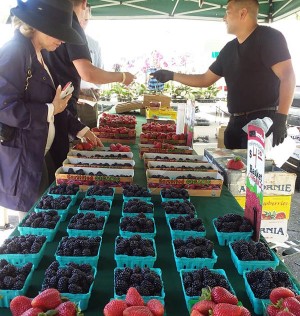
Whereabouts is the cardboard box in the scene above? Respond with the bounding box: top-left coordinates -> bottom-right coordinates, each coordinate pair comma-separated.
139,144 -> 193,158
234,195 -> 292,219
140,135 -> 186,145
146,170 -> 223,197
67,150 -> 133,160
55,166 -> 133,192
147,161 -> 218,172
63,157 -> 135,169
143,94 -> 171,108
260,219 -> 289,243
217,125 -> 227,148
204,148 -> 297,196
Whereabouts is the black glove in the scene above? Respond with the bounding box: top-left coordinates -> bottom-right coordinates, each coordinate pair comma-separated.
265,113 -> 287,146
150,70 -> 174,83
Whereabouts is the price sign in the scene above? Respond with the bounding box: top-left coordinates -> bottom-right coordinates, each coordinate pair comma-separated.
245,124 -> 265,241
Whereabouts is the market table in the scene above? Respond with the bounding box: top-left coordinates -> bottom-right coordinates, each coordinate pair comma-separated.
1,143 -> 299,316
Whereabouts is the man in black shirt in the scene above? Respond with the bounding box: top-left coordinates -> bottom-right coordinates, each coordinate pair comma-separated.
43,0 -> 135,169
151,0 -> 295,149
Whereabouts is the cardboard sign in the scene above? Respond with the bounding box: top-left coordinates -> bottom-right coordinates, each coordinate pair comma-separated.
245,124 -> 265,241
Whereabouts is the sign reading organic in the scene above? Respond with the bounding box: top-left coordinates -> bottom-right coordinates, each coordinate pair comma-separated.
245,124 -> 265,241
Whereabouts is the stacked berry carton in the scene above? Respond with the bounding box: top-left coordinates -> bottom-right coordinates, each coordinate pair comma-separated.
18,210 -> 62,242
138,143 -> 193,159
148,161 -> 217,172
114,267 -> 165,305
0,262 -> 35,308
67,149 -> 133,160
228,241 -> 280,275
180,268 -> 236,311
114,236 -> 157,268
55,236 -> 102,267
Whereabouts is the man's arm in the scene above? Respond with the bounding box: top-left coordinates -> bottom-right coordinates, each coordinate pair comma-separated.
173,69 -> 221,88
271,59 -> 296,115
73,58 -> 134,85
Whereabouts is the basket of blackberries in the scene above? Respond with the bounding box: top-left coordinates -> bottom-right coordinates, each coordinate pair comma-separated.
67,213 -> 107,237
122,184 -> 152,202
122,199 -> 154,218
41,261 -> 96,311
48,183 -> 80,206
119,213 -> 156,239
86,185 -> 115,201
0,260 -> 34,307
114,267 -> 165,304
160,187 -> 190,202
18,210 -> 61,242
35,195 -> 72,221
78,197 -> 112,217
229,240 -> 279,275
172,237 -> 218,272
0,235 -> 47,268
212,213 -> 253,246
114,235 -> 157,268
55,236 -> 101,267
162,200 -> 196,220
180,267 -> 235,310
167,215 -> 206,239
243,268 -> 299,315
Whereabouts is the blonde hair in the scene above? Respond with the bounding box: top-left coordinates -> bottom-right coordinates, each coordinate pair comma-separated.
12,16 -> 35,38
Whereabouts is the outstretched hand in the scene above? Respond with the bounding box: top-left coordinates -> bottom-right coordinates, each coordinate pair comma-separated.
150,70 -> 174,83
265,113 -> 288,146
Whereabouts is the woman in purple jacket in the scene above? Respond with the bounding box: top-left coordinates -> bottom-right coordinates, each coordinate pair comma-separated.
0,0 -> 99,223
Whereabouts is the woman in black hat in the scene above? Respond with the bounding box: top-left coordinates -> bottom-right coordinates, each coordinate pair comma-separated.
0,0 -> 102,223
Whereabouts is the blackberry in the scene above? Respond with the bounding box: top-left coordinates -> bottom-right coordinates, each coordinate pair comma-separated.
36,195 -> 71,210
215,213 -> 253,232
86,185 -> 114,197
0,235 -> 46,255
123,199 -> 154,214
162,200 -> 195,217
122,184 -> 151,198
161,187 -> 190,200
173,237 -> 214,258
120,214 -> 154,233
231,240 -> 273,261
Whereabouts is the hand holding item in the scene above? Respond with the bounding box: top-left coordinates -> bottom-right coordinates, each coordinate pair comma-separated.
122,72 -> 136,86
265,113 -> 288,146
83,129 -> 104,147
150,70 -> 174,83
52,85 -> 72,115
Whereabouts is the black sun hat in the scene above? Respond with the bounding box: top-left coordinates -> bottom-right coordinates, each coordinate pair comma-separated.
11,0 -> 84,45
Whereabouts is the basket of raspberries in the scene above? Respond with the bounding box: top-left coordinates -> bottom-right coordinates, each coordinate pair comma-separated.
229,240 -> 279,275
0,235 -> 47,268
119,213 -> 156,239
55,236 -> 101,267
114,267 -> 165,303
122,199 -> 154,218
78,197 -> 112,217
115,235 -> 157,268
172,237 -> 218,272
122,184 -> 152,202
48,183 -> 80,206
243,268 -> 299,315
212,213 -> 253,246
67,213 -> 107,237
167,215 -> 206,239
85,185 -> 115,201
41,261 -> 96,311
18,210 -> 61,242
0,260 -> 34,307
35,195 -> 72,221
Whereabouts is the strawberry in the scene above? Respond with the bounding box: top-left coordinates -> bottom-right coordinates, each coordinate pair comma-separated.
10,296 -> 32,316
123,306 -> 153,316
226,157 -> 245,170
267,304 -> 282,316
276,311 -> 296,316
103,299 -> 127,316
239,306 -> 251,316
212,303 -> 243,316
270,287 -> 296,305
296,295 -> 300,302
282,297 -> 300,315
20,307 -> 44,316
211,287 -> 238,305
82,142 -> 93,150
31,288 -> 62,311
55,301 -> 79,316
190,310 -> 205,316
146,299 -> 164,316
275,212 -> 286,219
125,287 -> 144,306
192,300 -> 216,315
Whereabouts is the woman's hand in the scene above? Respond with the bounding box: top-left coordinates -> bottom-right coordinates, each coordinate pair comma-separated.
83,130 -> 104,147
52,85 -> 72,115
